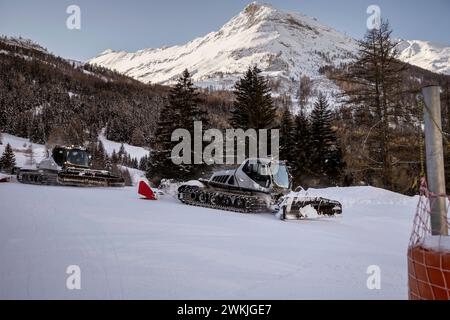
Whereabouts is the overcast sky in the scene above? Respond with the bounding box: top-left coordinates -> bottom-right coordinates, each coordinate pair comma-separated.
1,0 -> 449,61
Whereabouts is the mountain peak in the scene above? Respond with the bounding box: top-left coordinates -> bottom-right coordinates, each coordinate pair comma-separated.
243,2 -> 274,14
222,1 -> 278,32
88,2 -> 357,90
88,2 -> 449,98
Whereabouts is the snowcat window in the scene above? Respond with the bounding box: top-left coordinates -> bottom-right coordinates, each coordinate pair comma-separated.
271,163 -> 290,189
66,150 -> 90,167
243,160 -> 271,188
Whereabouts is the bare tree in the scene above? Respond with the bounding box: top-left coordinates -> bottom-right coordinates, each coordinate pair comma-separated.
339,20 -> 405,189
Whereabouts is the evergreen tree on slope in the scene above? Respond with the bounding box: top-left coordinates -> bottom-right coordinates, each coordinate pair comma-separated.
231,66 -> 276,130
0,143 -> 16,172
291,112 -> 312,187
310,94 -> 344,184
279,107 -> 294,163
147,69 -> 206,184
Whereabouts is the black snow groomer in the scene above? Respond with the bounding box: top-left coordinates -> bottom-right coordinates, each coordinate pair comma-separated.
177,158 -> 342,218
17,146 -> 124,187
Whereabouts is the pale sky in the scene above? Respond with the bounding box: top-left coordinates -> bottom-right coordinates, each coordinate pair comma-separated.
0,0 -> 449,61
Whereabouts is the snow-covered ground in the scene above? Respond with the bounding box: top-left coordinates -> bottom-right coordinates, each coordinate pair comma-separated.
0,133 -> 47,168
98,129 -> 149,161
0,181 -> 417,299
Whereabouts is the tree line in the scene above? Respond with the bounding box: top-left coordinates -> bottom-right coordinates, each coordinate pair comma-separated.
146,66 -> 344,187
2,29 -> 450,193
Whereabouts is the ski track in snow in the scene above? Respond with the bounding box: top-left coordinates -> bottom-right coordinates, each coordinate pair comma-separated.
0,182 -> 417,299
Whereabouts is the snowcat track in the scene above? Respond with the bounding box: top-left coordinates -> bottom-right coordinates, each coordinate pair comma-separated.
18,170 -> 58,186
18,170 -> 124,187
178,186 -> 269,214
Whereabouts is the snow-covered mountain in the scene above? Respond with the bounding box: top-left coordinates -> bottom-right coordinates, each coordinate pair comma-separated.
88,2 -> 358,97
397,40 -> 450,75
88,2 -> 450,99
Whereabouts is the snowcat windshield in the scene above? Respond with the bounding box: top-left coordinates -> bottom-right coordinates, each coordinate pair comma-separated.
66,150 -> 90,167
242,160 -> 271,188
271,163 -> 290,189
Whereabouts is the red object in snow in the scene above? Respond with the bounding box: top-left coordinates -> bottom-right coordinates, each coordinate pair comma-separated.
138,180 -> 157,200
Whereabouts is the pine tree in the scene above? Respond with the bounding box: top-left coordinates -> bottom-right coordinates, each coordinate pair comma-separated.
118,144 -> 126,163
0,143 -> 16,172
291,112 -> 312,187
147,69 -> 207,184
279,107 -> 294,163
29,117 -> 46,144
111,150 -> 118,164
309,94 -> 344,183
131,128 -> 145,146
139,154 -> 148,171
231,66 -> 277,130
90,140 -> 106,169
63,119 -> 85,146
132,157 -> 138,169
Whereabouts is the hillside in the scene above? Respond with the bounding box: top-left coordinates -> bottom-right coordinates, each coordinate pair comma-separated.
0,36 -> 170,146
0,36 -> 235,146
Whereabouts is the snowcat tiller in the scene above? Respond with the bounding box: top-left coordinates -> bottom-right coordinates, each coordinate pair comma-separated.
279,195 -> 342,220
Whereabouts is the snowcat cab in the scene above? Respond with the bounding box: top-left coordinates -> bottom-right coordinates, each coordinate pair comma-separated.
52,146 -> 91,169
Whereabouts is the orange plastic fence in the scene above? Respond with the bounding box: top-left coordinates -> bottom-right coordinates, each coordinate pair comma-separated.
408,178 -> 450,300
408,245 -> 450,299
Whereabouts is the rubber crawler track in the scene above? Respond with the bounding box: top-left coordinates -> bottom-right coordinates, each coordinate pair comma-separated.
178,185 -> 269,214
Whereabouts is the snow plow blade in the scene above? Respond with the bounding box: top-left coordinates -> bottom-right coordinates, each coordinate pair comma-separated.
57,170 -> 125,187
280,197 -> 342,220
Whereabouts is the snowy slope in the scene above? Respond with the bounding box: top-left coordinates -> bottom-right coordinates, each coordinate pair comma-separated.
98,129 -> 149,161
397,40 -> 450,75
88,2 -> 358,102
0,132 -> 149,167
0,133 -> 47,168
0,182 -> 417,299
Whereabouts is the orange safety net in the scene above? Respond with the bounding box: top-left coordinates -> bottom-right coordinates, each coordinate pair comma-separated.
408,178 -> 450,300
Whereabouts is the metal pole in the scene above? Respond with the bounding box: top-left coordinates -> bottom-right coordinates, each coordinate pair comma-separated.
423,85 -> 448,236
